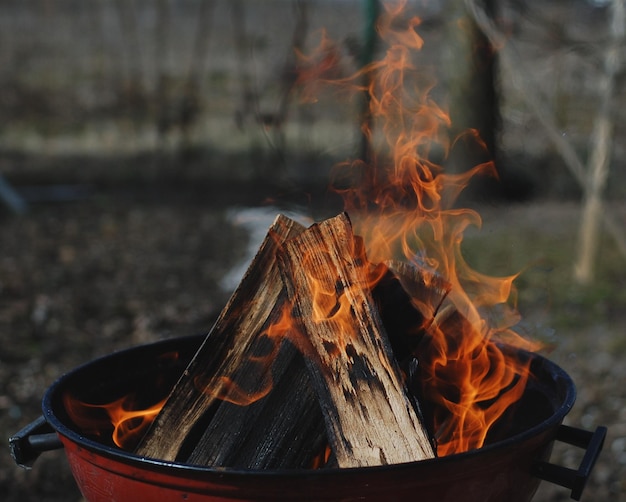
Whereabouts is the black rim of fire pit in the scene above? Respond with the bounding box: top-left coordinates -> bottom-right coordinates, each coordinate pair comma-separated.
41,334 -> 576,477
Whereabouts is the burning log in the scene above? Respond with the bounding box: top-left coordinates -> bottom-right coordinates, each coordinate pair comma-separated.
373,260 -> 451,449
137,213 -> 448,469
374,260 -> 451,361
277,213 -> 436,467
185,339 -> 327,468
135,214 -> 327,467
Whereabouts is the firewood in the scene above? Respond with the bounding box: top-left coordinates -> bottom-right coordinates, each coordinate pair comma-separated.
277,213 -> 436,467
135,214 -> 326,466
373,260 -> 451,450
186,337 -> 327,468
374,260 -> 451,360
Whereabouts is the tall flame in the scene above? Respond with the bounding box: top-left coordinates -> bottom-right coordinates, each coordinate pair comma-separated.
63,0 -> 540,458
296,0 -> 539,455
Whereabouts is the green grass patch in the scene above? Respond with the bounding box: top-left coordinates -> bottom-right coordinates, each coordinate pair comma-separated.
460,220 -> 626,331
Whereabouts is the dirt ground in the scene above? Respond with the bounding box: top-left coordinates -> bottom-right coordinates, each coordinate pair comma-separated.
0,187 -> 624,501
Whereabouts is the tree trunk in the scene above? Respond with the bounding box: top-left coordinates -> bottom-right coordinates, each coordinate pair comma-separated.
574,0 -> 624,284
442,0 -> 500,200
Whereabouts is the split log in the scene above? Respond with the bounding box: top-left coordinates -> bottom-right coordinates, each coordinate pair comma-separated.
135,214 -> 326,467
185,338 -> 327,468
373,261 -> 451,449
374,260 -> 451,360
277,213 -> 436,467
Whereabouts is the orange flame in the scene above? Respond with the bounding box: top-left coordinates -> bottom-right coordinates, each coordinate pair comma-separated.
64,0 -> 540,460
295,0 -> 540,455
62,350 -> 181,450
63,391 -> 166,450
192,332 -> 281,407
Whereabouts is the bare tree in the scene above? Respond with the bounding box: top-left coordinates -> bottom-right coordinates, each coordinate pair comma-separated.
574,0 -> 624,284
466,0 -> 626,277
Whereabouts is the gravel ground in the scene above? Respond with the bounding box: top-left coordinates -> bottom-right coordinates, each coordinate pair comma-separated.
0,192 -> 623,501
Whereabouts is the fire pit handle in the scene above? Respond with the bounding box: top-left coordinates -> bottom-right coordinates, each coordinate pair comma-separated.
9,415 -> 64,469
532,424 -> 607,501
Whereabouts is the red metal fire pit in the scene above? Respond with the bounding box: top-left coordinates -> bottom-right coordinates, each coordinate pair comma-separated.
10,334 -> 606,502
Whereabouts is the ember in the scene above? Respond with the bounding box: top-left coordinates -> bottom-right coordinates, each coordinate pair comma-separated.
65,0 -> 540,467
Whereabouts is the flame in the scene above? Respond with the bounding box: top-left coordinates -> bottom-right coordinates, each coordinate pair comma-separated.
310,444 -> 333,469
192,333 -> 280,407
295,0 -> 541,455
62,350 -> 180,450
64,0 -> 541,460
63,391 -> 166,450
298,237 -> 365,360
191,301 -> 307,407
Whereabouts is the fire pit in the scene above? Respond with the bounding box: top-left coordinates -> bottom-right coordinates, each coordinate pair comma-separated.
7,2 -> 610,499
11,333 -> 605,502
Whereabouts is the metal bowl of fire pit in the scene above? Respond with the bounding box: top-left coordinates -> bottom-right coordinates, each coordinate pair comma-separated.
10,334 -> 606,502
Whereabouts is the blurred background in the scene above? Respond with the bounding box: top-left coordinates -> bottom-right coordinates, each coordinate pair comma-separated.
0,0 -> 624,500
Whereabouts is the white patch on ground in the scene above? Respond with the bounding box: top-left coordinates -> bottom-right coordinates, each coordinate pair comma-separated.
220,206 -> 313,291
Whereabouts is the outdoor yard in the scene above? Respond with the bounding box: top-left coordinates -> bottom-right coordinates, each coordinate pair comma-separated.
1,0 -> 624,500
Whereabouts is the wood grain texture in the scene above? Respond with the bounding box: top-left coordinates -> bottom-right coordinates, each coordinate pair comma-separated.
277,213 -> 435,467
186,337 -> 326,468
135,214 -> 307,463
